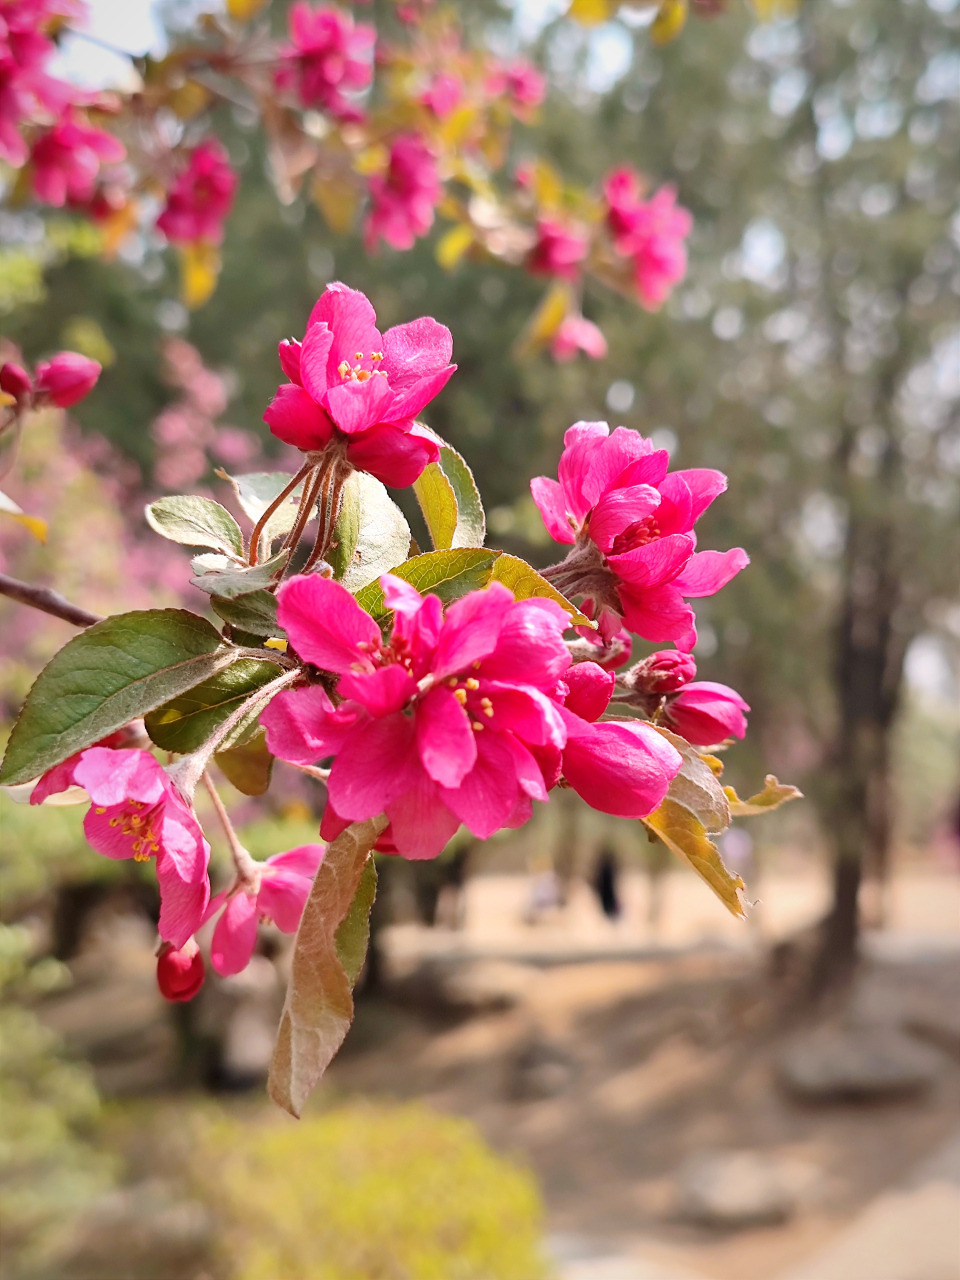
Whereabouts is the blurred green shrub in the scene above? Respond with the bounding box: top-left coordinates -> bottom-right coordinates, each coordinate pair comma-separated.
0,924 -> 114,1280
195,1103 -> 551,1280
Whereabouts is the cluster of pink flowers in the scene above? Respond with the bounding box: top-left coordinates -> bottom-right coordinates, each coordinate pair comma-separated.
625,649 -> 749,746
275,2 -> 375,123
0,0 -> 126,206
1,348 -> 101,411
603,166 -> 692,311
264,282 -> 453,488
528,218 -> 589,282
156,139 -> 238,247
487,59 -> 546,114
365,132 -> 442,253
262,572 -> 683,859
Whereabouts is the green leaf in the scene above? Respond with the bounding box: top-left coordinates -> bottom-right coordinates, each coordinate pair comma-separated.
190,550 -> 288,598
725,775 -> 803,817
354,548 -> 500,618
413,462 -> 458,550
219,470 -> 304,556
215,730 -> 274,796
143,658 -> 279,754
145,495 -> 243,557
327,470 -> 362,582
488,553 -> 593,627
439,442 -> 485,547
331,472 -> 411,592
334,855 -> 377,987
269,816 -> 386,1117
0,611 -> 235,785
211,590 -> 283,637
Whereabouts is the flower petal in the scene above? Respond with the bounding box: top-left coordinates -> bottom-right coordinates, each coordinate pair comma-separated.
439,729 -> 519,839
433,583 -> 515,679
606,532 -> 695,588
617,583 -> 695,643
588,484 -> 661,553
530,476 -> 576,544
381,316 -> 453,388
478,599 -> 571,690
327,711 -> 420,820
261,686 -> 358,766
276,574 -> 381,674
502,733 -> 549,802
345,421 -> 440,487
562,719 -> 681,819
671,548 -> 749,598
414,685 -> 476,787
324,373 -> 396,435
478,682 -> 567,748
668,468 -> 728,522
278,338 -> 302,385
263,383 -> 334,451
385,365 -> 456,422
74,748 -> 167,807
266,844 -> 325,878
210,889 -> 259,976
557,420 -> 609,521
384,763 -> 461,859
155,815 -> 211,949
338,664 -> 416,717
562,661 -> 614,722
298,323 -> 335,402
258,868 -> 313,933
307,282 -> 383,378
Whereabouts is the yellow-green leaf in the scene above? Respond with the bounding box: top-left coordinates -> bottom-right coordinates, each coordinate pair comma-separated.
650,0 -> 688,45
354,549 -> 499,618
179,242 -> 220,309
655,726 -> 730,833
513,281 -> 573,358
643,800 -> 746,919
725,775 -> 803,817
567,0 -> 618,24
413,463 -> 459,550
489,553 -> 593,627
268,815 -> 386,1117
436,224 -> 475,271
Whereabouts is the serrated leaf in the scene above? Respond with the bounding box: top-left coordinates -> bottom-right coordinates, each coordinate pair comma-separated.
191,550 -> 288,598
725,775 -> 803,817
438,443 -> 486,547
145,495 -> 244,557
489,553 -> 593,627
354,549 -> 500,618
413,463 -> 458,550
211,590 -> 282,638
642,800 -> 746,919
144,658 -> 279,754
332,472 -> 411,592
215,730 -> 274,796
269,815 -> 387,1117
0,611 -> 234,786
655,726 -> 731,833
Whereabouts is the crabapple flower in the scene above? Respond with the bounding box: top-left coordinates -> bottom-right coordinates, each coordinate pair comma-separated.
157,938 -> 205,1002
528,219 -> 589,282
29,108 -> 124,206
0,0 -> 78,167
621,649 -> 749,746
551,315 -> 608,363
156,139 -> 237,246
261,573 -> 682,859
420,72 -> 461,118
264,282 -> 454,487
365,133 -> 441,252
32,747 -> 210,948
275,2 -> 375,122
532,421 -> 748,648
0,361 -> 32,402
34,350 -> 101,407
207,845 -> 324,977
603,167 -> 692,310
489,59 -> 545,111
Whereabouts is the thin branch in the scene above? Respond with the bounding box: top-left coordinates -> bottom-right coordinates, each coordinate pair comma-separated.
202,770 -> 260,888
248,461 -> 313,566
0,572 -> 102,628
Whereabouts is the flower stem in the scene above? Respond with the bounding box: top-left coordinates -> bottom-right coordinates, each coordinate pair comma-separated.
248,462 -> 313,566
202,770 -> 260,888
0,572 -> 102,628
278,463 -> 325,564
301,457 -> 351,575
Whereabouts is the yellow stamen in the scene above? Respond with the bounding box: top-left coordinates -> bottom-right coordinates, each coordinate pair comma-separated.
471,721 -> 485,732
356,369 -> 371,382
338,360 -> 351,379
95,807 -> 106,814
453,688 -> 467,706
465,678 -> 479,690
354,352 -> 363,361
447,676 -> 459,688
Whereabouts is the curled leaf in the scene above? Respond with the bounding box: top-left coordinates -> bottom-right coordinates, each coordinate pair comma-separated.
655,726 -> 730,833
725,775 -> 803,817
268,815 -> 387,1117
643,800 -> 746,919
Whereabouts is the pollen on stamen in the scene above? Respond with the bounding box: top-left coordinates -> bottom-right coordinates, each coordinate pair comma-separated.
133,851 -> 150,863
338,360 -> 351,379
465,678 -> 480,690
95,807 -> 106,814
453,688 -> 467,706
354,352 -> 363,361
471,721 -> 485,732
447,676 -> 459,688
371,352 -> 383,361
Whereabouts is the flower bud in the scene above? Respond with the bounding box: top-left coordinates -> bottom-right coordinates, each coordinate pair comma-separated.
34,352 -> 101,409
157,938 -> 205,1002
629,649 -> 697,694
0,362 -> 32,402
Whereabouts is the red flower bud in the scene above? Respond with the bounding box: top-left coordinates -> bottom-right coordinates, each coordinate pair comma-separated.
0,362 -> 33,401
157,939 -> 205,1002
34,352 -> 101,409
631,649 -> 697,694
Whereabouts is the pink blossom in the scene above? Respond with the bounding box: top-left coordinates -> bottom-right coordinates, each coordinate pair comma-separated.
531,421 -> 748,648
275,2 -> 374,122
365,133 -> 441,252
528,218 -> 589,282
34,350 -> 101,407
157,938 -> 205,1002
665,680 -> 749,746
603,167 -> 692,310
261,574 -> 682,859
420,71 -> 461,118
264,282 -> 455,487
29,107 -> 125,206
206,845 -> 324,976
156,139 -> 237,246
629,648 -> 697,694
551,315 -> 608,363
32,747 -> 210,948
488,59 -> 545,111
0,0 -> 78,167
0,360 -> 32,401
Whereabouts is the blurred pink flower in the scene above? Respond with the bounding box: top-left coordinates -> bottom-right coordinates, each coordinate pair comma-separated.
34,350 -> 101,407
261,573 -> 682,859
551,315 -> 608,363
264,282 -> 453,487
603,167 -> 692,311
420,71 -> 461,118
156,138 -> 237,246
365,133 -> 441,252
528,218 -> 589,281
488,59 -> 545,111
275,2 -> 375,122
207,845 -> 324,976
0,0 -> 79,167
157,938 -> 205,1001
29,107 -> 124,206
